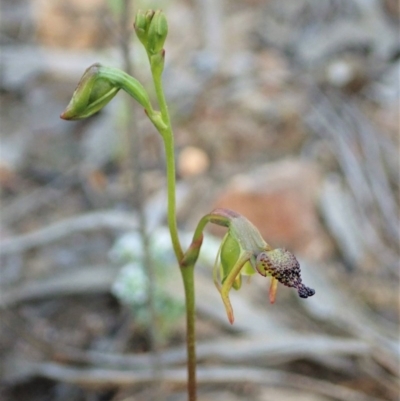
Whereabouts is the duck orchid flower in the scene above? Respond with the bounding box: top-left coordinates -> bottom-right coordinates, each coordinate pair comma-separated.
183,208 -> 315,324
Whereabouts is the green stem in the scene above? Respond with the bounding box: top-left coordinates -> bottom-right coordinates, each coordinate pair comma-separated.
152,69 -> 184,261
151,60 -> 196,400
162,132 -> 184,261
181,210 -> 234,269
181,264 -> 197,401
153,65 -> 172,130
101,67 -> 154,112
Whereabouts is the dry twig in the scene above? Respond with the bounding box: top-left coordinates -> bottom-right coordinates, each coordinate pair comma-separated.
16,362 -> 389,401
0,211 -> 138,256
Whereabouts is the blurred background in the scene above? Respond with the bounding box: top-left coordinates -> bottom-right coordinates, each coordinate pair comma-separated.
0,0 -> 399,400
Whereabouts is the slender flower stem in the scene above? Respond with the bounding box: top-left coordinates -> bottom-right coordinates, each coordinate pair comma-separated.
153,63 -> 172,130
181,264 -> 197,401
150,58 -> 196,400
162,131 -> 184,261
152,68 -> 184,261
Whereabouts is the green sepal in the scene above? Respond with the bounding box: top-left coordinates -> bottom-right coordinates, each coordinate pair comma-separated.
220,232 -> 240,281
134,9 -> 151,47
241,260 -> 256,276
222,273 -> 242,290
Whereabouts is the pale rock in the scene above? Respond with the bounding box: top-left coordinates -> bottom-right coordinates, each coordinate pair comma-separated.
178,146 -> 210,177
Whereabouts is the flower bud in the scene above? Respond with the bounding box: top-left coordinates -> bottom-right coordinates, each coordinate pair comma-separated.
61,64 -> 119,120
147,10 -> 168,55
61,63 -> 152,120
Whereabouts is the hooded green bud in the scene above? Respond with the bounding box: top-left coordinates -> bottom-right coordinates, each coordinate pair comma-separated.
61,64 -> 119,120
134,9 -> 167,56
147,10 -> 168,55
61,63 -> 152,121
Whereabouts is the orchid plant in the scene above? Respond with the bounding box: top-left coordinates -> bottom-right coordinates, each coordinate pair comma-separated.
61,9 -> 315,401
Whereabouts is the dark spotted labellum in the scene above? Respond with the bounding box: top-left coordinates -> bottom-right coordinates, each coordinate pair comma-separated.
256,249 -> 315,299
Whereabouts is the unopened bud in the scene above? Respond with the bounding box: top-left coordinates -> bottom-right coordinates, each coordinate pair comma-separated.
60,64 -> 119,120
147,10 -> 168,55
61,63 -> 152,120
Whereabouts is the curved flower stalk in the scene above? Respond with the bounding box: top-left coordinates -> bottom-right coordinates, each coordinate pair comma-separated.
183,208 -> 315,324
